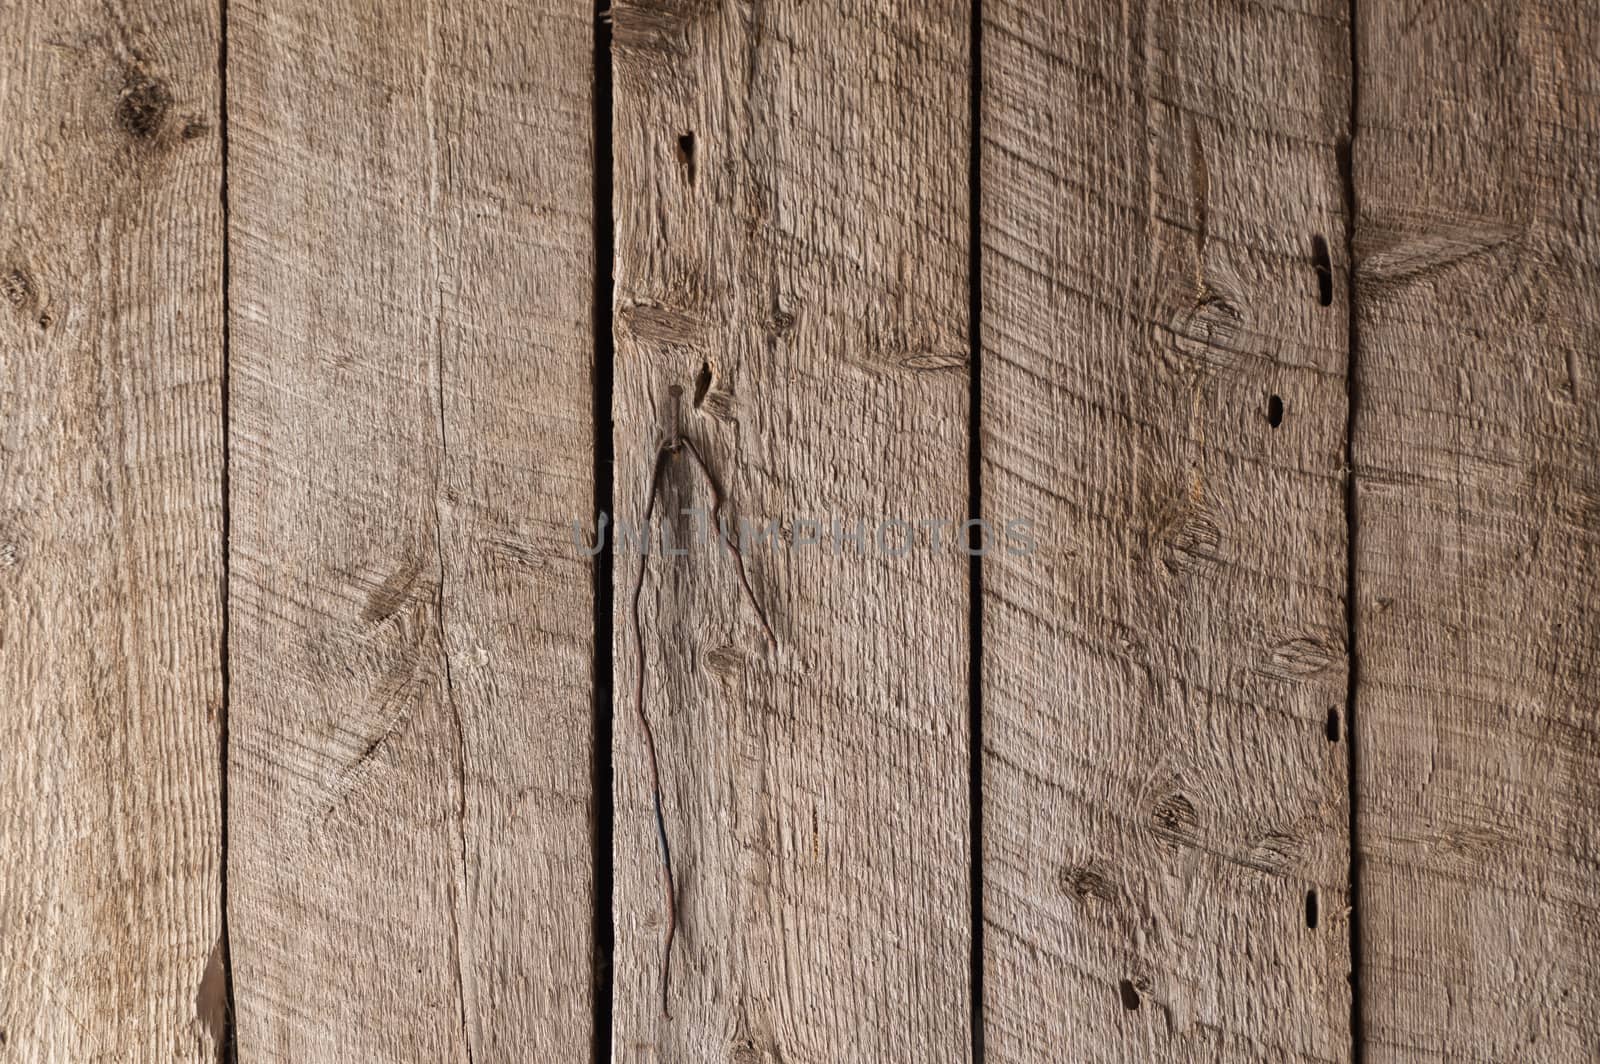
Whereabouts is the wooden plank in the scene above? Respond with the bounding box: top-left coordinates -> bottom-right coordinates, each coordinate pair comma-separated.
0,1 -> 224,1060
980,1 -> 1355,1060
608,0 -> 972,1058
1351,3 -> 1600,1059
227,0 -> 595,1057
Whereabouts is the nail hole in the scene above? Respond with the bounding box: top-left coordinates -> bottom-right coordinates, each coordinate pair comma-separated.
667,384 -> 683,398
1305,889 -> 1320,929
677,132 -> 696,185
1267,394 -> 1284,428
1312,235 -> 1333,306
1117,978 -> 1141,1011
1325,707 -> 1340,742
692,361 -> 712,408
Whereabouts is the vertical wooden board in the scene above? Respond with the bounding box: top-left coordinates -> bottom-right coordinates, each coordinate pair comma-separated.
228,0 -> 594,1058
0,2 -> 224,1061
1352,3 -> 1600,1059
982,2 -> 1354,1060
609,0 -> 971,1059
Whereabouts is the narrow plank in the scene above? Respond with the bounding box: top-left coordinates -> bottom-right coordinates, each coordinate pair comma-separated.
981,1 -> 1355,1060
609,0 -> 972,1058
1352,3 -> 1600,1059
0,1 -> 224,1059
228,0 -> 595,1057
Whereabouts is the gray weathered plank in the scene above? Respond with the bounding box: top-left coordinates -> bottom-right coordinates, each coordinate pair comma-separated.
981,1 -> 1356,1059
1352,2 -> 1600,1059
228,0 -> 595,1057
608,0 -> 973,1057
0,1 -> 225,1059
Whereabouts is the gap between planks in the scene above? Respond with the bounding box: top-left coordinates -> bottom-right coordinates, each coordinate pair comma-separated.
966,0 -> 987,1061
591,1 -> 618,1060
1340,0 -> 1365,1057
217,0 -> 238,1056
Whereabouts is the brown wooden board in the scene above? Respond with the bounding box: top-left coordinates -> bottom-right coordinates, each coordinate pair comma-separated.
0,1 -> 225,1059
227,1 -> 595,1057
981,1 -> 1356,1059
608,0 -> 973,1058
1352,2 -> 1600,1059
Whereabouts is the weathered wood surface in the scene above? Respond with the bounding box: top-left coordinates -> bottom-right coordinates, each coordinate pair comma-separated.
1352,2 -> 1600,1060
609,0 -> 972,1058
0,2 -> 225,1060
981,1 -> 1356,1060
7,1 -> 1600,1059
227,0 -> 595,1057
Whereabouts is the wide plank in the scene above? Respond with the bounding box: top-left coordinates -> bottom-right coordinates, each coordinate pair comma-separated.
609,0 -> 973,1058
1352,2 -> 1600,1059
0,1 -> 224,1059
981,1 -> 1355,1059
227,1 -> 596,1057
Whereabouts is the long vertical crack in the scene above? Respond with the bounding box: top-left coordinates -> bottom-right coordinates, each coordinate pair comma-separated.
420,6 -> 475,1058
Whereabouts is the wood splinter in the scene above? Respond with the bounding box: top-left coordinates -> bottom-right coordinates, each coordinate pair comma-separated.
626,428 -> 776,1019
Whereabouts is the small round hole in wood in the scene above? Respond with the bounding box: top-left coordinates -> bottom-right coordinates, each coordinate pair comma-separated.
1118,979 -> 1141,1010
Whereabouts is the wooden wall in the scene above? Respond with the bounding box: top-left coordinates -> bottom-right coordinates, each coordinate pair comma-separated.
1,0 -> 1594,1060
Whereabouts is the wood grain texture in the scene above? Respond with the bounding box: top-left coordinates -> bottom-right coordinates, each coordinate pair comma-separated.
0,1 -> 224,1060
1352,2 -> 1600,1059
609,0 -> 971,1058
981,1 -> 1355,1060
227,0 -> 595,1057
